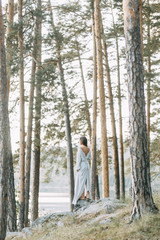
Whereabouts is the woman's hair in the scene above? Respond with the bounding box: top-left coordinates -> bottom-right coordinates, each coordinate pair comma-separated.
80,136 -> 87,147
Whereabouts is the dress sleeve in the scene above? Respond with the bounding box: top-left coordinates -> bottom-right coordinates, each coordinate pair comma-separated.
87,150 -> 91,163
76,149 -> 81,170
88,151 -> 91,161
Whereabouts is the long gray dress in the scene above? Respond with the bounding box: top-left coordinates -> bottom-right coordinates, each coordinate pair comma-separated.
72,147 -> 91,205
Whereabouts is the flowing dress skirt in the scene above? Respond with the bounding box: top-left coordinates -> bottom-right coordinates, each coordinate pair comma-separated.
72,148 -> 91,205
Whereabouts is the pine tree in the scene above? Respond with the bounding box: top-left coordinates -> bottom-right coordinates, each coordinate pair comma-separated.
110,0 -> 125,199
123,0 -> 158,221
18,0 -> 25,230
94,0 -> 109,198
25,5 -> 40,226
6,0 -> 17,230
48,0 -> 74,211
6,0 -> 14,98
31,0 -> 42,222
101,23 -> 120,199
91,0 -> 98,200
0,0 -> 13,238
76,41 -> 92,142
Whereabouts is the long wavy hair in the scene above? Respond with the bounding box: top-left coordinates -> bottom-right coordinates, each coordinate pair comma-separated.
80,136 -> 87,147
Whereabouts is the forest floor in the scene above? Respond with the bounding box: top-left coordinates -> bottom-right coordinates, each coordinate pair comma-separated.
6,195 -> 160,240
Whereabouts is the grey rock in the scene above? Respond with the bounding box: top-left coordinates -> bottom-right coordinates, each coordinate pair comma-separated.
88,212 -> 119,225
77,198 -> 126,218
31,211 -> 73,227
99,218 -> 112,225
73,199 -> 93,212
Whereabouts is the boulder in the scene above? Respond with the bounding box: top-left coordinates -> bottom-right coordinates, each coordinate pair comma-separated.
76,198 -> 126,218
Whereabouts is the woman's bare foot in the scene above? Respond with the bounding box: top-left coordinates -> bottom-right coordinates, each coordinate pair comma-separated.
86,191 -> 90,199
79,190 -> 85,200
79,197 -> 85,200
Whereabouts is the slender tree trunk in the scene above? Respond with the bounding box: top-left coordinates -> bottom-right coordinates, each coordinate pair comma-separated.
139,0 -> 143,58
91,1 -> 97,200
31,0 -> 42,222
6,0 -> 17,231
6,0 -> 14,98
147,0 -> 151,155
0,1 -> 12,238
95,174 -> 100,199
18,0 -> 25,230
110,1 -> 125,200
58,58 -> 75,211
7,152 -> 17,232
76,42 -> 92,142
116,39 -> 125,200
94,0 -> 109,198
25,58 -> 36,226
123,0 -> 158,221
48,0 -> 74,210
25,24 -> 38,226
102,28 -> 120,199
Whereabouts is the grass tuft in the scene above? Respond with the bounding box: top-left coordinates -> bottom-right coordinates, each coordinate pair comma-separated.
8,198 -> 160,240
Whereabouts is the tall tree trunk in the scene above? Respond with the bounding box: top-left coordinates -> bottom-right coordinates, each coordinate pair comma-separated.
76,42 -> 92,141
110,1 -> 125,200
25,22 -> 38,226
7,153 -> 17,232
6,0 -> 14,98
91,0 -> 97,200
48,0 -> 74,211
94,0 -> 109,198
31,0 -> 42,222
6,0 -> 17,232
147,0 -> 151,155
116,39 -> 125,200
95,175 -> 100,199
58,56 -> 75,211
102,32 -> 120,199
139,0 -> 143,58
18,0 -> 25,230
0,1 -> 12,238
123,0 -> 158,221
6,0 -> 17,231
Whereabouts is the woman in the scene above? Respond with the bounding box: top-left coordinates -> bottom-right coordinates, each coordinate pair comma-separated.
72,136 -> 91,205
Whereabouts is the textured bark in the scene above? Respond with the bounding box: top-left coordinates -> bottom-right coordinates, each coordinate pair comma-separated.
18,0 -> 25,230
6,0 -> 14,98
25,18 -> 39,226
139,0 -> 143,58
7,152 -> 17,232
91,2 -> 97,200
94,0 -> 109,198
110,2 -> 125,200
25,59 -> 36,226
147,0 -> 151,155
77,42 -> 92,142
49,0 -> 74,211
116,39 -> 125,200
0,1 -> 12,238
95,174 -> 100,200
31,0 -> 42,222
6,0 -> 17,231
102,28 -> 120,199
123,0 -> 158,221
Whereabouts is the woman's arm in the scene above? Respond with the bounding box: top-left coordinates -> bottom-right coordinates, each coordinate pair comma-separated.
76,149 -> 81,171
87,151 -> 91,164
